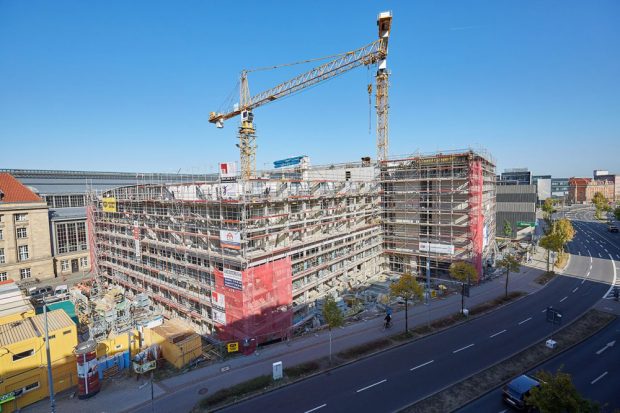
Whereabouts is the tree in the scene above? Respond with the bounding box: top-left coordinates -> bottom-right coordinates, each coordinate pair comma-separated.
503,220 -> 513,238
542,198 -> 556,220
449,261 -> 479,313
322,295 -> 343,364
496,253 -> 521,298
526,367 -> 600,413
389,273 -> 424,333
614,206 -> 620,221
553,218 -> 575,258
592,192 -> 610,220
539,232 -> 563,272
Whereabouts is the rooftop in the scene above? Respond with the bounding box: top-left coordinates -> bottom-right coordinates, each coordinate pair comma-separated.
0,173 -> 43,203
0,309 -> 74,347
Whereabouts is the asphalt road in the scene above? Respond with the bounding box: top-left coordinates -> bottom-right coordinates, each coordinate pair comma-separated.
458,206 -> 620,412
457,318 -> 620,413
218,207 -> 615,413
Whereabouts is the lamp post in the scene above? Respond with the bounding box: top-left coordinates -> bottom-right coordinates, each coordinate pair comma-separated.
44,303 -> 56,413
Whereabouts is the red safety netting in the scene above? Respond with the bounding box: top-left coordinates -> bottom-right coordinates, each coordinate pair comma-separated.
469,159 -> 484,277
213,257 -> 293,349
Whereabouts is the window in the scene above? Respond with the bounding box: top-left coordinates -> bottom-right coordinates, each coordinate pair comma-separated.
61,260 -> 69,271
57,221 -> 88,254
12,349 -> 34,361
23,381 -> 40,393
0,272 -> 7,282
15,214 -> 28,222
18,245 -> 29,261
0,229 -> 3,240
80,257 -> 88,267
20,268 -> 31,279
63,329 -> 71,335
16,227 -> 27,239
0,248 -> 4,264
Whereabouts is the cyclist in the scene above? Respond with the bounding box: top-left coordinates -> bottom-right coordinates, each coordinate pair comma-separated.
384,313 -> 392,329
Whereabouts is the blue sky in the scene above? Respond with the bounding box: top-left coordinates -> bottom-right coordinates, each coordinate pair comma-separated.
1,1 -> 618,177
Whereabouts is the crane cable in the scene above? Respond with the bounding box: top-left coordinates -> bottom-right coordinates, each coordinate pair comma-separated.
244,49 -> 355,73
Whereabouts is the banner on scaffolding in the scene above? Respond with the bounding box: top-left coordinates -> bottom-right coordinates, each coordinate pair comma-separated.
219,162 -> 238,182
419,242 -> 455,255
219,182 -> 238,199
212,291 -> 226,308
102,197 -> 117,212
212,309 -> 227,325
220,230 -> 241,250
223,268 -> 243,290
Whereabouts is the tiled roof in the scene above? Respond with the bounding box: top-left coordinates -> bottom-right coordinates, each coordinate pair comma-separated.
0,173 -> 42,203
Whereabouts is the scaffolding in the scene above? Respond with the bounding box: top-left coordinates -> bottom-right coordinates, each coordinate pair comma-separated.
380,149 -> 496,278
89,163 -> 383,344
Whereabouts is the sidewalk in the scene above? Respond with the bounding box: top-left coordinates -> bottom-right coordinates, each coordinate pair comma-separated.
25,256 -> 550,413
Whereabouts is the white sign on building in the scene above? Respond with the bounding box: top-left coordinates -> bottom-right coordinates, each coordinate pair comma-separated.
212,309 -> 227,325
220,230 -> 241,250
419,242 -> 455,255
223,268 -> 243,290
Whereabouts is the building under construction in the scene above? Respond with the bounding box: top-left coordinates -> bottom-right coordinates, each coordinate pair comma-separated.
89,150 -> 495,347
89,161 -> 383,346
381,150 -> 496,278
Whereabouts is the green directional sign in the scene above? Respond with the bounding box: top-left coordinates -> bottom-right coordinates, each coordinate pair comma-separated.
517,221 -> 536,228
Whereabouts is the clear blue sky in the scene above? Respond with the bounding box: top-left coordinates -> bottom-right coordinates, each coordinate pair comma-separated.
1,1 -> 618,177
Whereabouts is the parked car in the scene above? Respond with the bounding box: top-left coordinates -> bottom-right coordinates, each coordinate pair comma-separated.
28,285 -> 53,298
608,224 -> 619,233
502,374 -> 540,411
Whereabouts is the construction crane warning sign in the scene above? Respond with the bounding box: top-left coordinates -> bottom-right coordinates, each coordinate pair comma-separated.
102,197 -> 117,212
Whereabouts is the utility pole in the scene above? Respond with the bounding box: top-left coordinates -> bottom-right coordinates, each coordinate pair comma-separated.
44,304 -> 56,413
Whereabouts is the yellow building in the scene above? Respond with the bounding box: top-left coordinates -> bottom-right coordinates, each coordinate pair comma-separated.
143,320 -> 202,369
0,173 -> 54,283
0,309 -> 77,413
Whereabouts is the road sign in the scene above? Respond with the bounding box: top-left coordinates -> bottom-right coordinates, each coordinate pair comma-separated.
227,342 -> 239,353
517,221 -> 536,228
546,307 -> 563,325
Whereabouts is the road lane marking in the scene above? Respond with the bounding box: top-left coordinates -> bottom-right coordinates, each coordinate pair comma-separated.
595,341 -> 615,355
453,344 -> 475,353
542,309 -> 547,313
603,254 -> 617,299
518,317 -> 532,325
560,296 -> 568,302
410,360 -> 434,371
591,371 -> 608,385
598,253 -> 602,258
490,329 -> 507,338
305,404 -> 327,413
572,287 -> 579,293
356,379 -> 387,393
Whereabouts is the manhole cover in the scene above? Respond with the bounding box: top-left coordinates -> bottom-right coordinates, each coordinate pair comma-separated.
198,388 -> 209,395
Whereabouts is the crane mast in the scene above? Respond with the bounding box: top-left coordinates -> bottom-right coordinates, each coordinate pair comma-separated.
210,11 -> 392,180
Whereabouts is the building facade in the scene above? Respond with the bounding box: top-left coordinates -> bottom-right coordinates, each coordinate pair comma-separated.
500,168 -> 531,185
495,184 -> 537,238
0,174 -> 55,282
568,177 -> 616,204
551,178 -> 569,199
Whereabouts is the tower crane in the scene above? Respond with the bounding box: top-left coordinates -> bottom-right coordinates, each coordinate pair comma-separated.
209,11 -> 392,180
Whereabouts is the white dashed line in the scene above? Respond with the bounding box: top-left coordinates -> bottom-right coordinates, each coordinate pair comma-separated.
410,360 -> 434,371
305,404 -> 327,413
560,296 -> 568,302
518,317 -> 532,325
572,287 -> 578,293
490,329 -> 507,338
356,379 -> 387,393
542,309 -> 547,313
591,371 -> 608,385
453,344 -> 475,353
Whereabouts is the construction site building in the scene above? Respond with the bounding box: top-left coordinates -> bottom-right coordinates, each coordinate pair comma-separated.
89,150 -> 495,346
89,162 -> 383,346
381,150 -> 496,277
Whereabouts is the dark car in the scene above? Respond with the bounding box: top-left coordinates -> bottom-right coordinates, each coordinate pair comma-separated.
608,225 -> 619,233
502,374 -> 540,410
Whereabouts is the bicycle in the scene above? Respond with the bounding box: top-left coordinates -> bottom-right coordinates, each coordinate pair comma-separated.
383,320 -> 392,330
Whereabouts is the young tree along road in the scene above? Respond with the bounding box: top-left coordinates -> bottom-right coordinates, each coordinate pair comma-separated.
389,273 -> 424,333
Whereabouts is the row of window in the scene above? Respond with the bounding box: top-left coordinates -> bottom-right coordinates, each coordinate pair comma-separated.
60,257 -> 88,272
0,245 -> 30,261
44,194 -> 86,208
0,268 -> 30,280
0,227 -> 28,241
56,222 -> 87,254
